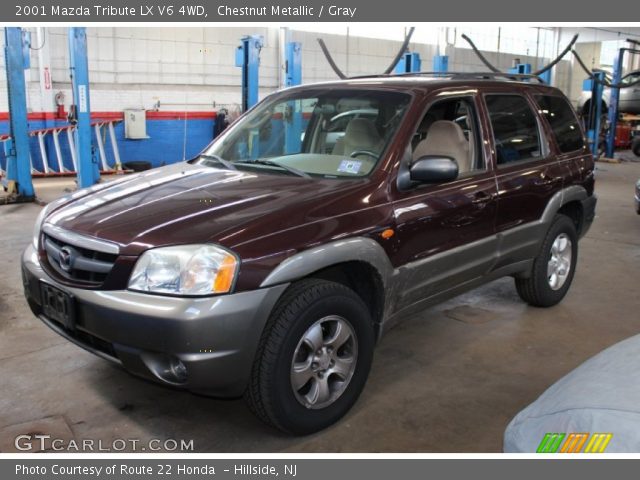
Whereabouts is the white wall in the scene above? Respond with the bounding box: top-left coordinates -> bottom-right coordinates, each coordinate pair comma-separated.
0,26 -> 573,114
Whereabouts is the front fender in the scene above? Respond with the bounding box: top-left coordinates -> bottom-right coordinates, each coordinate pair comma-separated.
259,237 -> 395,289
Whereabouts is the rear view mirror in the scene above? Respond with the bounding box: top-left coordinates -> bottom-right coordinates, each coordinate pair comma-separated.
409,156 -> 459,183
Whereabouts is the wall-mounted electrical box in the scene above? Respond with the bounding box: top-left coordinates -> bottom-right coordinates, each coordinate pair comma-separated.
124,109 -> 148,139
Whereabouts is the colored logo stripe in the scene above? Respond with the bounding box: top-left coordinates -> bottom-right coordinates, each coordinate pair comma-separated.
584,433 -> 613,453
560,433 -> 589,453
537,433 -> 566,453
537,433 -> 613,453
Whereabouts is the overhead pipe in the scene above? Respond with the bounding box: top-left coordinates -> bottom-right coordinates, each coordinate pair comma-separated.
461,33 -> 579,78
572,48 -> 640,88
317,27 -> 416,79
460,34 -> 501,73
317,38 -> 348,79
533,34 -> 578,75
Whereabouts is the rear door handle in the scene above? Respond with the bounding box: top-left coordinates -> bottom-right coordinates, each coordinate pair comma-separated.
535,173 -> 562,187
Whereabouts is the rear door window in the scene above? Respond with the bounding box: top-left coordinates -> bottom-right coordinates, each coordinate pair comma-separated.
485,95 -> 542,166
534,94 -> 585,153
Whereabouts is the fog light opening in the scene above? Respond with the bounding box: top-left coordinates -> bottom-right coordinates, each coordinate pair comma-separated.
142,353 -> 189,385
170,357 -> 188,383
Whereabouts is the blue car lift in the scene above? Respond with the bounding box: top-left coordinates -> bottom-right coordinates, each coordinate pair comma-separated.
2,27 -> 35,202
583,72 -> 606,156
605,48 -> 640,158
395,52 -> 423,74
432,55 -> 448,73
538,69 -> 552,85
235,35 -> 264,160
507,63 -> 552,84
284,42 -> 303,154
509,63 -> 532,75
68,27 -> 99,188
236,35 -> 263,112
508,63 -> 533,80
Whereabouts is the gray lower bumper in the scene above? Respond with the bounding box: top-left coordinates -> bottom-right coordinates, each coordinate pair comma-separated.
21,245 -> 288,397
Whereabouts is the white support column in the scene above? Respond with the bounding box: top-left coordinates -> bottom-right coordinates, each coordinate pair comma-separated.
37,132 -> 51,174
94,123 -> 111,171
52,129 -> 66,172
36,27 -> 55,115
108,122 -> 122,171
552,27 -> 562,89
29,153 -> 40,174
66,128 -> 78,172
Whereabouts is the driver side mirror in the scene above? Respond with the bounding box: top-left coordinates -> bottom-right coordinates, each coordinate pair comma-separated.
409,156 -> 459,183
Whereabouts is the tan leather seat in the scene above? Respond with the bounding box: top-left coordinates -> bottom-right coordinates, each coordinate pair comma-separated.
332,118 -> 383,157
413,113 -> 437,148
413,120 -> 471,173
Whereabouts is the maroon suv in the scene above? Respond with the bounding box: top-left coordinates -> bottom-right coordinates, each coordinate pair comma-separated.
22,73 -> 597,434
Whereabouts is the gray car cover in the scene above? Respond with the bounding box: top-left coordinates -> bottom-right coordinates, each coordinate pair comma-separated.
504,334 -> 640,453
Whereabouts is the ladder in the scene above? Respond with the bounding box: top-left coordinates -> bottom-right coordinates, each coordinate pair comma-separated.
1,120 -> 124,179
27,120 -> 123,176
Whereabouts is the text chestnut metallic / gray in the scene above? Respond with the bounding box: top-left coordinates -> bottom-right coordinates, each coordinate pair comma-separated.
22,73 -> 597,434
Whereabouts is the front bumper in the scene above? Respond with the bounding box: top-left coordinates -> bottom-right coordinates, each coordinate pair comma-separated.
21,244 -> 288,397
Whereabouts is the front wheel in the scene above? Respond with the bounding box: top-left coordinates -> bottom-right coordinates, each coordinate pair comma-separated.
245,279 -> 375,434
515,214 -> 578,307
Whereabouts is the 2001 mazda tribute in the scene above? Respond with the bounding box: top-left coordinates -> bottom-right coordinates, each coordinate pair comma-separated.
22,73 -> 597,434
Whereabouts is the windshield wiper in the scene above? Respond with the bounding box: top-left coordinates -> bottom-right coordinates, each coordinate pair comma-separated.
238,159 -> 311,178
199,154 -> 237,171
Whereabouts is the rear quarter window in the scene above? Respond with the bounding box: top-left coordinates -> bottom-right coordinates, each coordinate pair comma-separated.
534,94 -> 585,153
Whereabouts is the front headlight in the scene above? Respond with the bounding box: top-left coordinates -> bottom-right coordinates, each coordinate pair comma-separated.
33,204 -> 52,249
128,244 -> 239,296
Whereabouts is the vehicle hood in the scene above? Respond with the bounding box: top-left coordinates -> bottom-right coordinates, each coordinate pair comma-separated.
44,162 -> 369,255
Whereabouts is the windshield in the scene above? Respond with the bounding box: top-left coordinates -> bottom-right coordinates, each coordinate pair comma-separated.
622,72 -> 640,84
201,88 -> 411,178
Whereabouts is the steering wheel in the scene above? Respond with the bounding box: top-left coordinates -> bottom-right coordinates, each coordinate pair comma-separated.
349,150 -> 378,160
245,110 -> 272,130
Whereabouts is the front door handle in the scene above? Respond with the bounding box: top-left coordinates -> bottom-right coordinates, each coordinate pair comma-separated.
471,191 -> 494,206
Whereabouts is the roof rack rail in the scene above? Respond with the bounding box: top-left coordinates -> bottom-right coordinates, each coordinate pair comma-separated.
349,71 -> 546,83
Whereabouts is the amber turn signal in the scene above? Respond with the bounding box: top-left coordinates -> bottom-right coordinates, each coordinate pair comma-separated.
380,228 -> 395,239
213,254 -> 238,293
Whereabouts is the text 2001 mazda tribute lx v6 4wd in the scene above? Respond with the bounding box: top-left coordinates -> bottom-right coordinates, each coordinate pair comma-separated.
22,73 -> 597,434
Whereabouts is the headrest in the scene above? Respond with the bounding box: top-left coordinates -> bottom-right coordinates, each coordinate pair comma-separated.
344,118 -> 381,145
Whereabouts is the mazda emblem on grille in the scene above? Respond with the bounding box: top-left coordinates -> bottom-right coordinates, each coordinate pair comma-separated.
59,246 -> 74,272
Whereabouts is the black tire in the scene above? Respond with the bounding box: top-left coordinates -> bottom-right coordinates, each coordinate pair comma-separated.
515,215 -> 578,308
632,137 -> 640,157
122,161 -> 152,172
245,278 -> 375,435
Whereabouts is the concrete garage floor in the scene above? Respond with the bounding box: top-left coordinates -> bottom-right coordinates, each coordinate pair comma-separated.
1,159 -> 639,453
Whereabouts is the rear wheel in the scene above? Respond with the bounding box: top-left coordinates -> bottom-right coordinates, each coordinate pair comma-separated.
122,161 -> 152,172
632,137 -> 640,157
515,215 -> 578,307
245,279 -> 375,434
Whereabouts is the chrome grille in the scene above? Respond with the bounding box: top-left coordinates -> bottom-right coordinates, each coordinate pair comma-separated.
41,225 -> 119,285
